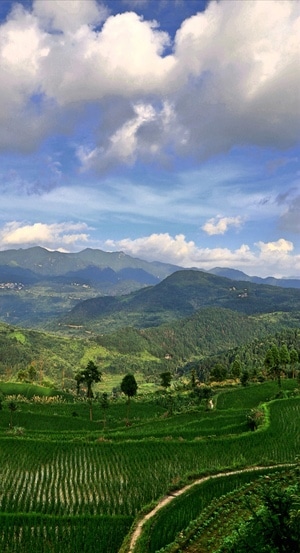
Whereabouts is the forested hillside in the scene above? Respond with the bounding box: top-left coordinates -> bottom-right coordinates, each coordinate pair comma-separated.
0,323 -> 87,387
0,247 -> 180,327
60,269 -> 300,333
1,309 -> 299,389
95,308 -> 298,360
1,248 -> 300,331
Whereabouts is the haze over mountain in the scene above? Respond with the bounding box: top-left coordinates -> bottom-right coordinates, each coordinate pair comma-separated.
0,247 -> 300,330
60,269 -> 300,334
0,246 -> 180,280
1,247 -> 299,287
208,268 -> 300,289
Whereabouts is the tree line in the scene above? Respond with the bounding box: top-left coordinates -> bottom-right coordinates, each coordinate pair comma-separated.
75,361 -> 138,422
183,328 -> 300,386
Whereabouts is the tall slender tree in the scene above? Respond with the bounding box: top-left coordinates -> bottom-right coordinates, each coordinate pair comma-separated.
290,348 -> 299,379
75,361 -> 102,421
8,401 -> 17,428
265,345 -> 282,388
78,361 -> 101,399
279,344 -> 290,377
121,374 -> 137,425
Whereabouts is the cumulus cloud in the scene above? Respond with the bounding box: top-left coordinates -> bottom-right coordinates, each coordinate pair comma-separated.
256,238 -> 294,255
33,0 -> 107,33
0,220 -> 299,277
202,215 -> 243,235
106,233 -> 199,265
106,233 -> 300,277
0,222 -> 90,250
0,0 -> 298,165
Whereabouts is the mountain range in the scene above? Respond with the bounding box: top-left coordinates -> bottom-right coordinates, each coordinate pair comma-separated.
209,267 -> 300,289
60,269 -> 300,334
0,247 -> 300,385
0,246 -> 300,330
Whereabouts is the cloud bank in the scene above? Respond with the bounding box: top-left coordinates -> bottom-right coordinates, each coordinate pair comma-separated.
0,221 -> 90,251
0,221 -> 299,277
106,233 -> 300,278
0,0 -> 299,167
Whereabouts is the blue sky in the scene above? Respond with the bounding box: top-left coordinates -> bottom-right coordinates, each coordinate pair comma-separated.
0,0 -> 299,277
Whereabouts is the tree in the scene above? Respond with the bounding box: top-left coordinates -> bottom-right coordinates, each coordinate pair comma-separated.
264,347 -> 275,375
290,348 -> 299,379
121,374 -> 138,424
160,371 -> 172,391
75,372 -> 83,395
210,363 -> 227,382
192,385 -> 213,406
77,361 -> 101,399
190,369 -> 197,389
264,345 -> 282,388
240,369 -> 249,387
17,369 -> 28,382
279,344 -> 290,376
8,401 -> 17,428
271,344 -> 281,388
231,358 -> 242,378
75,361 -> 102,421
225,475 -> 300,552
28,364 -> 37,382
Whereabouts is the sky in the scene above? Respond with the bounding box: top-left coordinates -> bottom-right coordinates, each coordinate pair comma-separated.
0,0 -> 299,277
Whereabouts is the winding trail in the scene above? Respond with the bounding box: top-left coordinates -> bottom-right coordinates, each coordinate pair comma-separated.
127,463 -> 293,553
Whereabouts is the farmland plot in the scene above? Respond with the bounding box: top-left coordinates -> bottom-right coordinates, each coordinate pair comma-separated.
0,386 -> 299,553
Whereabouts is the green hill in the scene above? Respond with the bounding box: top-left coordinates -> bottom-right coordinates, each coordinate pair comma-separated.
60,269 -> 300,333
0,247 -> 180,328
1,307 -> 299,388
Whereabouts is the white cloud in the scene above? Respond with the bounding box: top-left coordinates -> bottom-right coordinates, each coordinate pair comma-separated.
106,233 -> 300,277
0,0 -> 298,163
202,215 -> 243,235
0,222 -> 90,250
77,101 -> 175,171
256,238 -> 294,255
0,220 -> 299,277
106,233 -> 199,265
33,0 -> 107,33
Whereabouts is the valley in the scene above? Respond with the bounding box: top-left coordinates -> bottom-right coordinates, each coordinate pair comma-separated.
0,247 -> 299,552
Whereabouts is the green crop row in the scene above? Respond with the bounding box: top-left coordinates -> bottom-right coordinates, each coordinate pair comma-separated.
1,399 -> 299,519
216,379 -> 298,410
0,385 -> 299,553
0,513 -> 132,553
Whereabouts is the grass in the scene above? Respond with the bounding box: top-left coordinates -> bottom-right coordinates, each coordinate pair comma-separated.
0,380 -> 299,553
0,382 -> 64,398
216,379 -> 298,410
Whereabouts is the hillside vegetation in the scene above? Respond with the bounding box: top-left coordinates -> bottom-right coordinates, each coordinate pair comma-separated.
1,308 -> 300,389
60,269 -> 300,333
1,247 -> 300,330
0,247 -> 180,327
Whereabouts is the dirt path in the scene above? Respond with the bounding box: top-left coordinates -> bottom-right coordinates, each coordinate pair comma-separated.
127,463 -> 292,552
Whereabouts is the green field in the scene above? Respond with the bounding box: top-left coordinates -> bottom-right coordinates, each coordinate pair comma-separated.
0,380 -> 299,552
